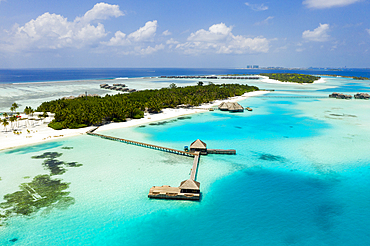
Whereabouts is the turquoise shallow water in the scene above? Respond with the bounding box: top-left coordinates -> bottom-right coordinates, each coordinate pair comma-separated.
1,77 -> 370,245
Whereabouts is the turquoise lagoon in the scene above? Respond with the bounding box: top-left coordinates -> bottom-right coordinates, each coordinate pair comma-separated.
1,76 -> 370,245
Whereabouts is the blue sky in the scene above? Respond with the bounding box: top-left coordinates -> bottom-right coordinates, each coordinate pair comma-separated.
1,0 -> 369,68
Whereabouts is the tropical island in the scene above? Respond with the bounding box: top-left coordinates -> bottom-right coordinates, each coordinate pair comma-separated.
37,83 -> 259,130
259,73 -> 321,83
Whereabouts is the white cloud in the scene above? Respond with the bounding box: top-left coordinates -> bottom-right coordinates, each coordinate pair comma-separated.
303,0 -> 361,9
254,16 -> 274,26
127,20 -> 157,42
188,23 -> 232,42
166,38 -> 179,45
245,2 -> 268,11
105,20 -> 158,46
176,23 -> 269,55
0,3 -> 123,52
366,29 -> 370,35
302,23 -> 330,42
138,44 -> 165,55
166,38 -> 178,49
162,30 -> 172,36
105,31 -> 129,46
75,2 -> 123,23
102,21 -> 163,55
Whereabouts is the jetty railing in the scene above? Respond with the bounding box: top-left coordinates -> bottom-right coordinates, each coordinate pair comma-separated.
87,130 -> 195,157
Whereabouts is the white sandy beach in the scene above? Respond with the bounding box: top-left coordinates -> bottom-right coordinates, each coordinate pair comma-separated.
0,90 -> 269,151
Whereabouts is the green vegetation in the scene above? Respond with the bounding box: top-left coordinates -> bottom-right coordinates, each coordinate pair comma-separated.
37,83 -> 258,129
0,152 -> 82,226
0,175 -> 74,225
260,73 -> 320,83
32,152 -> 83,176
353,76 -> 370,80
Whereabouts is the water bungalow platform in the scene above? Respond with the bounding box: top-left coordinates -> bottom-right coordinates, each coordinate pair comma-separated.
87,128 -> 236,201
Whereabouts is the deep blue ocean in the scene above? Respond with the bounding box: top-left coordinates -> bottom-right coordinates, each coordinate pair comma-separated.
1,68 -> 370,84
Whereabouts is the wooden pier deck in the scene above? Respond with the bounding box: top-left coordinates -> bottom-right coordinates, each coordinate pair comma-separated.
207,149 -> 236,155
87,130 -> 195,157
87,128 -> 236,201
190,152 -> 200,180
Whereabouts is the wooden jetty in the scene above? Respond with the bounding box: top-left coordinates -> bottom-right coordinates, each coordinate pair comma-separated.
190,153 -> 200,180
87,129 -> 235,201
207,149 -> 236,155
87,130 -> 195,157
148,152 -> 201,201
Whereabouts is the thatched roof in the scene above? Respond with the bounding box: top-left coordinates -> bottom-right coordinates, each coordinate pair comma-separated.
190,139 -> 207,149
229,102 -> 244,112
218,102 -> 229,110
218,102 -> 244,112
179,179 -> 200,190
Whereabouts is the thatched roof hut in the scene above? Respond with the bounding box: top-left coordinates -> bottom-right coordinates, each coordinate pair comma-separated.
218,102 -> 244,112
190,139 -> 207,153
229,102 -> 244,112
218,102 -> 229,111
190,139 -> 206,149
179,179 -> 200,193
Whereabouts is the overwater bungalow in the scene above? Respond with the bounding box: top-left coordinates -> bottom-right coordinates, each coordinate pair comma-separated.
354,93 -> 370,99
148,179 -> 200,200
218,102 -> 244,112
190,139 -> 207,154
329,92 -> 352,99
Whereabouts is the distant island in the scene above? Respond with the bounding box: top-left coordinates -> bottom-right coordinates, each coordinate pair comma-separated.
259,73 -> 321,83
317,74 -> 370,80
37,83 -> 259,130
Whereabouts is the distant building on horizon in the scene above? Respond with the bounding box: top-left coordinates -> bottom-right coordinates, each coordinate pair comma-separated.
246,65 -> 259,69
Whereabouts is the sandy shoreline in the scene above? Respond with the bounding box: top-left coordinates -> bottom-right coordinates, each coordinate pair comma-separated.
0,90 -> 269,151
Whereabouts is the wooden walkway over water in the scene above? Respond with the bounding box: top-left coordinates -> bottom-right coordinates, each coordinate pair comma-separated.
87,129 -> 195,157
190,153 -> 200,180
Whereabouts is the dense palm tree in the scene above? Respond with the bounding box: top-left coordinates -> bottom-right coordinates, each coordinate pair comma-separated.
37,83 -> 259,129
16,112 -> 20,128
9,116 -> 16,130
2,119 -> 9,132
24,106 -> 31,127
12,102 -> 19,114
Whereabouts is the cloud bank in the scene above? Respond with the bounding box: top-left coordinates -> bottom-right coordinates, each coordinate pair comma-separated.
303,0 -> 361,9
176,23 -> 269,54
245,2 -> 268,11
302,23 -> 330,42
1,3 -> 123,52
